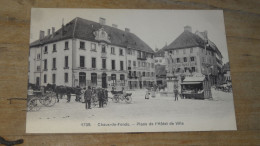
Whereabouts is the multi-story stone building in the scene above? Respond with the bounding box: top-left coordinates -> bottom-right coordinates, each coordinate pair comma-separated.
165,26 -> 223,85
28,17 -> 155,90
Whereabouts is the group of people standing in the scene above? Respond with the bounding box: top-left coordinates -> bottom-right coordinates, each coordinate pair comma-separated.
75,86 -> 108,110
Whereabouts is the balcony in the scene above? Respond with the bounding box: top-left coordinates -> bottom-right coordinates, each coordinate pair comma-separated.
137,56 -> 147,60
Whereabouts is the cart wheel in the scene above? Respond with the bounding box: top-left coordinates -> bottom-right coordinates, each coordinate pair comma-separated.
43,95 -> 56,107
125,96 -> 132,103
27,97 -> 41,112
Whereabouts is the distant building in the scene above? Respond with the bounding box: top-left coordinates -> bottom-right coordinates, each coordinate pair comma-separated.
28,17 -> 155,90
222,62 -> 231,82
165,26 -> 223,85
154,45 -> 167,85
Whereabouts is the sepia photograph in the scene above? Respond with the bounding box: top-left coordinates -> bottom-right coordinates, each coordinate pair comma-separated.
26,8 -> 236,133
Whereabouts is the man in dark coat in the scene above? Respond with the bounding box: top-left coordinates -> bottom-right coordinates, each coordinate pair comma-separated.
75,86 -> 81,102
84,86 -> 92,109
66,87 -> 71,103
98,88 -> 104,108
174,88 -> 178,101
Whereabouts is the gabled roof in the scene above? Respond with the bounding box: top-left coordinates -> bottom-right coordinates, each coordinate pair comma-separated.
154,45 -> 167,57
165,31 -> 205,50
30,17 -> 154,53
165,30 -> 222,58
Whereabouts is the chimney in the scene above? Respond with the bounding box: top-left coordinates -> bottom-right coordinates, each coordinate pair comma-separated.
99,17 -> 106,25
112,24 -> 118,28
184,25 -> 192,32
52,27 -> 55,34
48,29 -> 51,36
39,30 -> 45,40
125,28 -> 130,32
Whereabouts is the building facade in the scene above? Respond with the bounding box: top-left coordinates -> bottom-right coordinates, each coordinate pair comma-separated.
154,46 -> 167,85
28,17 -> 155,90
165,26 -> 223,86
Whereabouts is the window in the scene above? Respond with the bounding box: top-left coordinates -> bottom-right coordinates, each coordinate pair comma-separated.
138,61 -> 140,67
133,61 -> 136,67
132,50 -> 135,55
192,67 -> 196,72
184,67 -> 188,72
128,60 -> 131,67
37,66 -> 40,71
44,74 -> 47,83
101,45 -> 106,53
102,59 -> 106,69
142,72 -> 145,77
44,46 -> 48,54
111,60 -> 116,70
53,44 -> 57,52
169,51 -> 172,54
190,57 -> 195,62
111,74 -> 116,86
128,49 -> 132,55
64,56 -> 69,68
80,56 -> 85,68
184,57 -> 187,62
147,72 -> 150,77
91,73 -> 97,85
52,74 -> 56,84
119,48 -> 124,56
177,58 -> 180,63
120,61 -> 124,70
92,58 -> 96,68
120,74 -> 125,86
91,43 -> 96,51
44,59 -> 47,70
190,48 -> 193,53
37,54 -> 41,60
111,47 -> 115,54
177,68 -> 180,72
142,62 -> 145,67
65,41 -> 69,50
64,73 -> 68,83
151,72 -> 154,77
80,41 -> 85,49
52,58 -> 56,69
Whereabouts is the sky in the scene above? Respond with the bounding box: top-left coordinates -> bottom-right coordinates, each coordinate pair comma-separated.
30,8 -> 230,63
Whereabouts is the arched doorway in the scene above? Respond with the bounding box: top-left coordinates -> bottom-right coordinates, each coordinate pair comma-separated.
79,72 -> 86,88
102,73 -> 107,88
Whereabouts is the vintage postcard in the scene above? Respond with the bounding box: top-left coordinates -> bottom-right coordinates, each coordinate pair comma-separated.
26,8 -> 236,133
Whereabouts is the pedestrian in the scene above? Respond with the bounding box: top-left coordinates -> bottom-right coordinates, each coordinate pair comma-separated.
81,87 -> 86,103
98,88 -> 104,108
84,86 -> 92,109
75,86 -> 81,102
174,88 -> 178,101
66,87 -> 71,103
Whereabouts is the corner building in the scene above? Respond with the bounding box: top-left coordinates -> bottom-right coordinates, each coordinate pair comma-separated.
28,17 -> 155,90
165,26 -> 223,85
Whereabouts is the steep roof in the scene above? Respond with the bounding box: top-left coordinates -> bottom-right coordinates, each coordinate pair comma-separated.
222,62 -> 230,72
165,31 -> 205,50
165,30 -> 222,57
154,45 -> 167,57
30,17 -> 154,53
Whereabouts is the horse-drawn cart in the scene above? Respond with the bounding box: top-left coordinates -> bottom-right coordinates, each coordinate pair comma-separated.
111,90 -> 132,103
27,90 -> 57,112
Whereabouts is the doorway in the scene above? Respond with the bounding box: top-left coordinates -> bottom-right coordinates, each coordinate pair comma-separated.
102,73 -> 107,88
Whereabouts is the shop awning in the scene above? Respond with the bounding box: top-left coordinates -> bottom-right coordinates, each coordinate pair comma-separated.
181,82 -> 202,85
